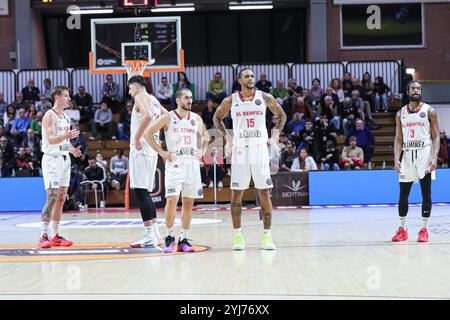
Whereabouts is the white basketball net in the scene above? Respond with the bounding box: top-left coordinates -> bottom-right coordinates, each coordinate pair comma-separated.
123,60 -> 148,78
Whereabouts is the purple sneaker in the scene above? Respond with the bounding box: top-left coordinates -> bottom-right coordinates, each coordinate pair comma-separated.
177,238 -> 195,253
163,236 -> 176,253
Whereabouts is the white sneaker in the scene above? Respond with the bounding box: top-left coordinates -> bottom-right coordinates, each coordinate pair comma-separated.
202,183 -> 207,188
209,182 -> 214,188
218,181 -> 223,189
130,237 -> 160,249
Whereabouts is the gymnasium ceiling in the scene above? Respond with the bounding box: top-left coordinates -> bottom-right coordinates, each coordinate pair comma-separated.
31,0 -> 309,14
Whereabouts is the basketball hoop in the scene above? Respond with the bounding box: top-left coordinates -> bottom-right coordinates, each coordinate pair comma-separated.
123,60 -> 148,78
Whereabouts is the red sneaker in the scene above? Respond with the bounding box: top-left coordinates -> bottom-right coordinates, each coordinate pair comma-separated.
417,228 -> 429,242
392,227 -> 408,242
38,234 -> 52,249
50,234 -> 73,247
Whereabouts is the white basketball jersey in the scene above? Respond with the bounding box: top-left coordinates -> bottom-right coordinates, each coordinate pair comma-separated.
130,94 -> 162,155
165,111 -> 199,159
231,90 -> 268,148
400,103 -> 432,150
42,109 -> 71,156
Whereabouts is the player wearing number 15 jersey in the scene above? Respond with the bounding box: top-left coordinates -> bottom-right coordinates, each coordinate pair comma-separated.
144,88 -> 210,254
214,69 -> 287,251
392,80 -> 440,243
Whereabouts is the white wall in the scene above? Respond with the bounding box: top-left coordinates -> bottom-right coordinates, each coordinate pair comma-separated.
433,104 -> 450,134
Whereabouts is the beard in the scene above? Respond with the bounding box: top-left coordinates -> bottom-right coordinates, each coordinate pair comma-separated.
410,93 -> 422,102
243,83 -> 255,90
181,104 -> 192,111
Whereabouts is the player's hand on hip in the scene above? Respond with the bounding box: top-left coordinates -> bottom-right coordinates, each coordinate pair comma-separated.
135,140 -> 142,151
395,161 -> 402,174
160,151 -> 171,163
71,146 -> 82,158
65,129 -> 80,140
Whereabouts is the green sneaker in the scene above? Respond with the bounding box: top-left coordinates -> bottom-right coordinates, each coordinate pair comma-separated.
233,233 -> 245,250
261,233 -> 276,250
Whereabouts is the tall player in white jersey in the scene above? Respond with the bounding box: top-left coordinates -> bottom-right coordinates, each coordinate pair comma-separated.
214,69 -> 287,250
392,81 -> 440,243
127,76 -> 168,249
38,86 -> 82,249
144,88 -> 210,253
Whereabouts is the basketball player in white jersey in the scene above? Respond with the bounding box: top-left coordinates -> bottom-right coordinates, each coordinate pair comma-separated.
127,76 -> 168,249
214,69 -> 287,250
392,81 -> 440,243
39,86 -> 82,248
144,88 -> 210,253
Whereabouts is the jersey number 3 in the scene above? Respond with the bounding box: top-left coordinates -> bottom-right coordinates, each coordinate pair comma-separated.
410,129 -> 415,139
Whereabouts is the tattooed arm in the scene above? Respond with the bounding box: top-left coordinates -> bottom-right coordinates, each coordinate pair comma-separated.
262,92 -> 287,142
213,96 -> 233,146
428,107 -> 440,172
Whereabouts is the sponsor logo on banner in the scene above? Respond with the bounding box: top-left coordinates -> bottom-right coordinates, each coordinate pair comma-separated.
271,172 -> 309,206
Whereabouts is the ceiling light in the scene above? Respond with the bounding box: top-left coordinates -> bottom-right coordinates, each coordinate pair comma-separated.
229,1 -> 273,10
151,4 -> 195,12
69,7 -> 114,15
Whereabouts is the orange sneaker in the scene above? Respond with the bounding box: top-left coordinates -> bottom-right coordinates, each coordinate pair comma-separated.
38,234 -> 52,249
417,228 -> 429,242
392,227 -> 408,242
50,234 -> 73,247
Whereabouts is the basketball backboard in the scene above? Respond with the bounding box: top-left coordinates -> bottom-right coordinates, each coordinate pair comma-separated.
90,16 -> 184,76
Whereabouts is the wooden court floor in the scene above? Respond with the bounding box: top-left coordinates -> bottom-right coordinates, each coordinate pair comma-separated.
1,205 -> 450,300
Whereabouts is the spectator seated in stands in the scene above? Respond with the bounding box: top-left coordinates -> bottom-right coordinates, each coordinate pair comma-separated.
361,72 -> 375,112
36,94 -> 52,113
155,77 -> 174,108
309,78 -> 323,106
96,152 -> 108,170
206,72 -> 227,104
30,111 -> 43,137
374,76 -> 391,113
0,156 -> 9,178
117,100 -> 133,140
291,148 -> 318,172
21,79 -> 40,103
42,79 -> 53,101
3,105 -> 16,135
341,136 -> 364,170
91,102 -> 116,141
204,147 -> 226,189
64,100 -> 81,126
255,73 -> 272,93
101,74 -> 121,113
330,78 -> 345,104
70,124 -> 88,169
318,95 -> 341,132
349,90 -> 366,121
345,119 -> 375,165
438,130 -> 449,168
299,120 -> 316,159
341,97 -> 357,136
110,149 -> 129,191
83,157 -> 107,203
23,128 -> 41,155
13,92 -> 27,110
279,140 -> 297,172
26,103 -> 37,120
0,92 -> 7,123
315,116 -> 338,162
68,164 -> 84,210
0,136 -> 14,177
14,146 -> 34,177
320,87 -> 340,113
352,78 -> 375,124
271,80 -> 290,107
320,140 -> 340,171
10,108 -> 31,147
173,72 -> 195,101
342,72 -> 354,98
202,99 -> 216,130
73,86 -> 94,124
287,112 -> 306,148
287,78 -> 303,99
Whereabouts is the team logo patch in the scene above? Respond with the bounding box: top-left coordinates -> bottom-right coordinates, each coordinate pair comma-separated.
198,189 -> 203,196
191,119 -> 196,126
419,112 -> 426,118
266,178 -> 273,186
255,99 -> 262,106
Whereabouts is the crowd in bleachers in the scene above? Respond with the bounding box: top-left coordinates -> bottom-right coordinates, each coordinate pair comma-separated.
1,71 -> 449,207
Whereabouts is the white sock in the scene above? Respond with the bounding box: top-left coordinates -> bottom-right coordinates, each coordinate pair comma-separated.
180,229 -> 188,240
166,227 -> 174,238
400,217 -> 407,229
264,229 -> 271,235
41,222 -> 49,237
144,226 -> 153,238
234,228 -> 242,236
422,218 -> 430,229
49,221 -> 59,238
153,224 -> 162,239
